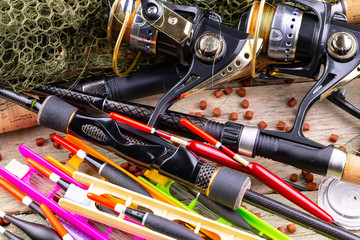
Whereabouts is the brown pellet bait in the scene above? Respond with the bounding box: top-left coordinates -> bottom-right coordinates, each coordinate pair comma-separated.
213,108 -> 221,117
288,97 -> 297,107
120,162 -> 129,170
242,79 -> 251,87
277,226 -> 286,234
229,112 -> 238,121
134,171 -> 143,177
303,123 -> 310,131
290,173 -> 298,182
68,153 -> 74,159
224,86 -> 233,95
188,112 -> 195,116
285,79 -> 294,84
254,213 -> 261,218
285,126 -> 292,132
241,99 -> 249,109
214,89 -> 224,98
0,152 -> 2,161
301,170 -> 309,177
49,133 -> 56,142
53,141 -> 61,149
258,121 -> 267,130
286,223 -> 296,234
339,146 -> 347,151
245,111 -> 253,120
241,205 -> 247,210
35,138 -> 45,147
305,173 -> 314,182
276,121 -> 286,130
237,88 -> 246,97
307,182 -> 317,191
329,134 -> 339,143
195,112 -> 203,118
128,165 -> 137,173
199,100 -> 207,110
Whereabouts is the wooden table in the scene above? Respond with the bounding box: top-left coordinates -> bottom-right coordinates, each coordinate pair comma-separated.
0,79 -> 359,239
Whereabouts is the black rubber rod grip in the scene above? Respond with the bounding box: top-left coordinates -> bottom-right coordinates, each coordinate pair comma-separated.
104,64 -> 181,101
208,167 -> 251,210
99,163 -> 152,198
3,230 -> 24,240
144,213 -> 203,240
254,134 -> 332,175
3,214 -> 62,240
244,190 -> 360,240
38,96 -> 78,133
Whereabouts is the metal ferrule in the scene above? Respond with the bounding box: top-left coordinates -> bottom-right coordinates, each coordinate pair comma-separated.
238,126 -> 259,157
268,4 -> 303,62
327,148 -> 347,179
130,4 -> 158,54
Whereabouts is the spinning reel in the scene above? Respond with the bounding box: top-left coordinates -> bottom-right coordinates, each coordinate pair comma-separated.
238,0 -> 360,147
107,0 -> 262,126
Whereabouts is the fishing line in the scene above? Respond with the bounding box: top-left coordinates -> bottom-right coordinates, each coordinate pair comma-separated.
169,182 -> 220,220
170,0 -> 234,114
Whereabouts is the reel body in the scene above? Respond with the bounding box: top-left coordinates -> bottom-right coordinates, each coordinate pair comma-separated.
108,0 -> 261,126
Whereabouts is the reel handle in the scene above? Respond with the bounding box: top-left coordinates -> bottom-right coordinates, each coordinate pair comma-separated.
342,0 -> 360,24
342,153 -> 360,185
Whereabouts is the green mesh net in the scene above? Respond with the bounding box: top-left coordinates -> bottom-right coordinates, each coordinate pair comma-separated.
0,0 -> 336,91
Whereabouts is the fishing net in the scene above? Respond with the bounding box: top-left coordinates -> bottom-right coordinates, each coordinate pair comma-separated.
0,0 -> 335,91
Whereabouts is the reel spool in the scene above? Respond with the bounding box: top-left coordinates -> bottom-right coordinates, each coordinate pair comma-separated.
240,0 -> 360,64
239,1 -> 316,63
107,0 -> 143,76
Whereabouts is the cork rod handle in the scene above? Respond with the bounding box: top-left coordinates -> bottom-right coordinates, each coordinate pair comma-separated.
342,0 -> 360,24
341,153 -> 360,185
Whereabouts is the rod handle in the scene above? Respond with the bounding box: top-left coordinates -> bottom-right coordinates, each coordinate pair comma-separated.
342,153 -> 360,185
342,0 -> 360,24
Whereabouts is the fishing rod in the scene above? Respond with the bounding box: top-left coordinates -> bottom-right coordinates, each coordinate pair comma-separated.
0,87 -> 253,211
0,86 -> 335,224
34,83 -> 360,186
